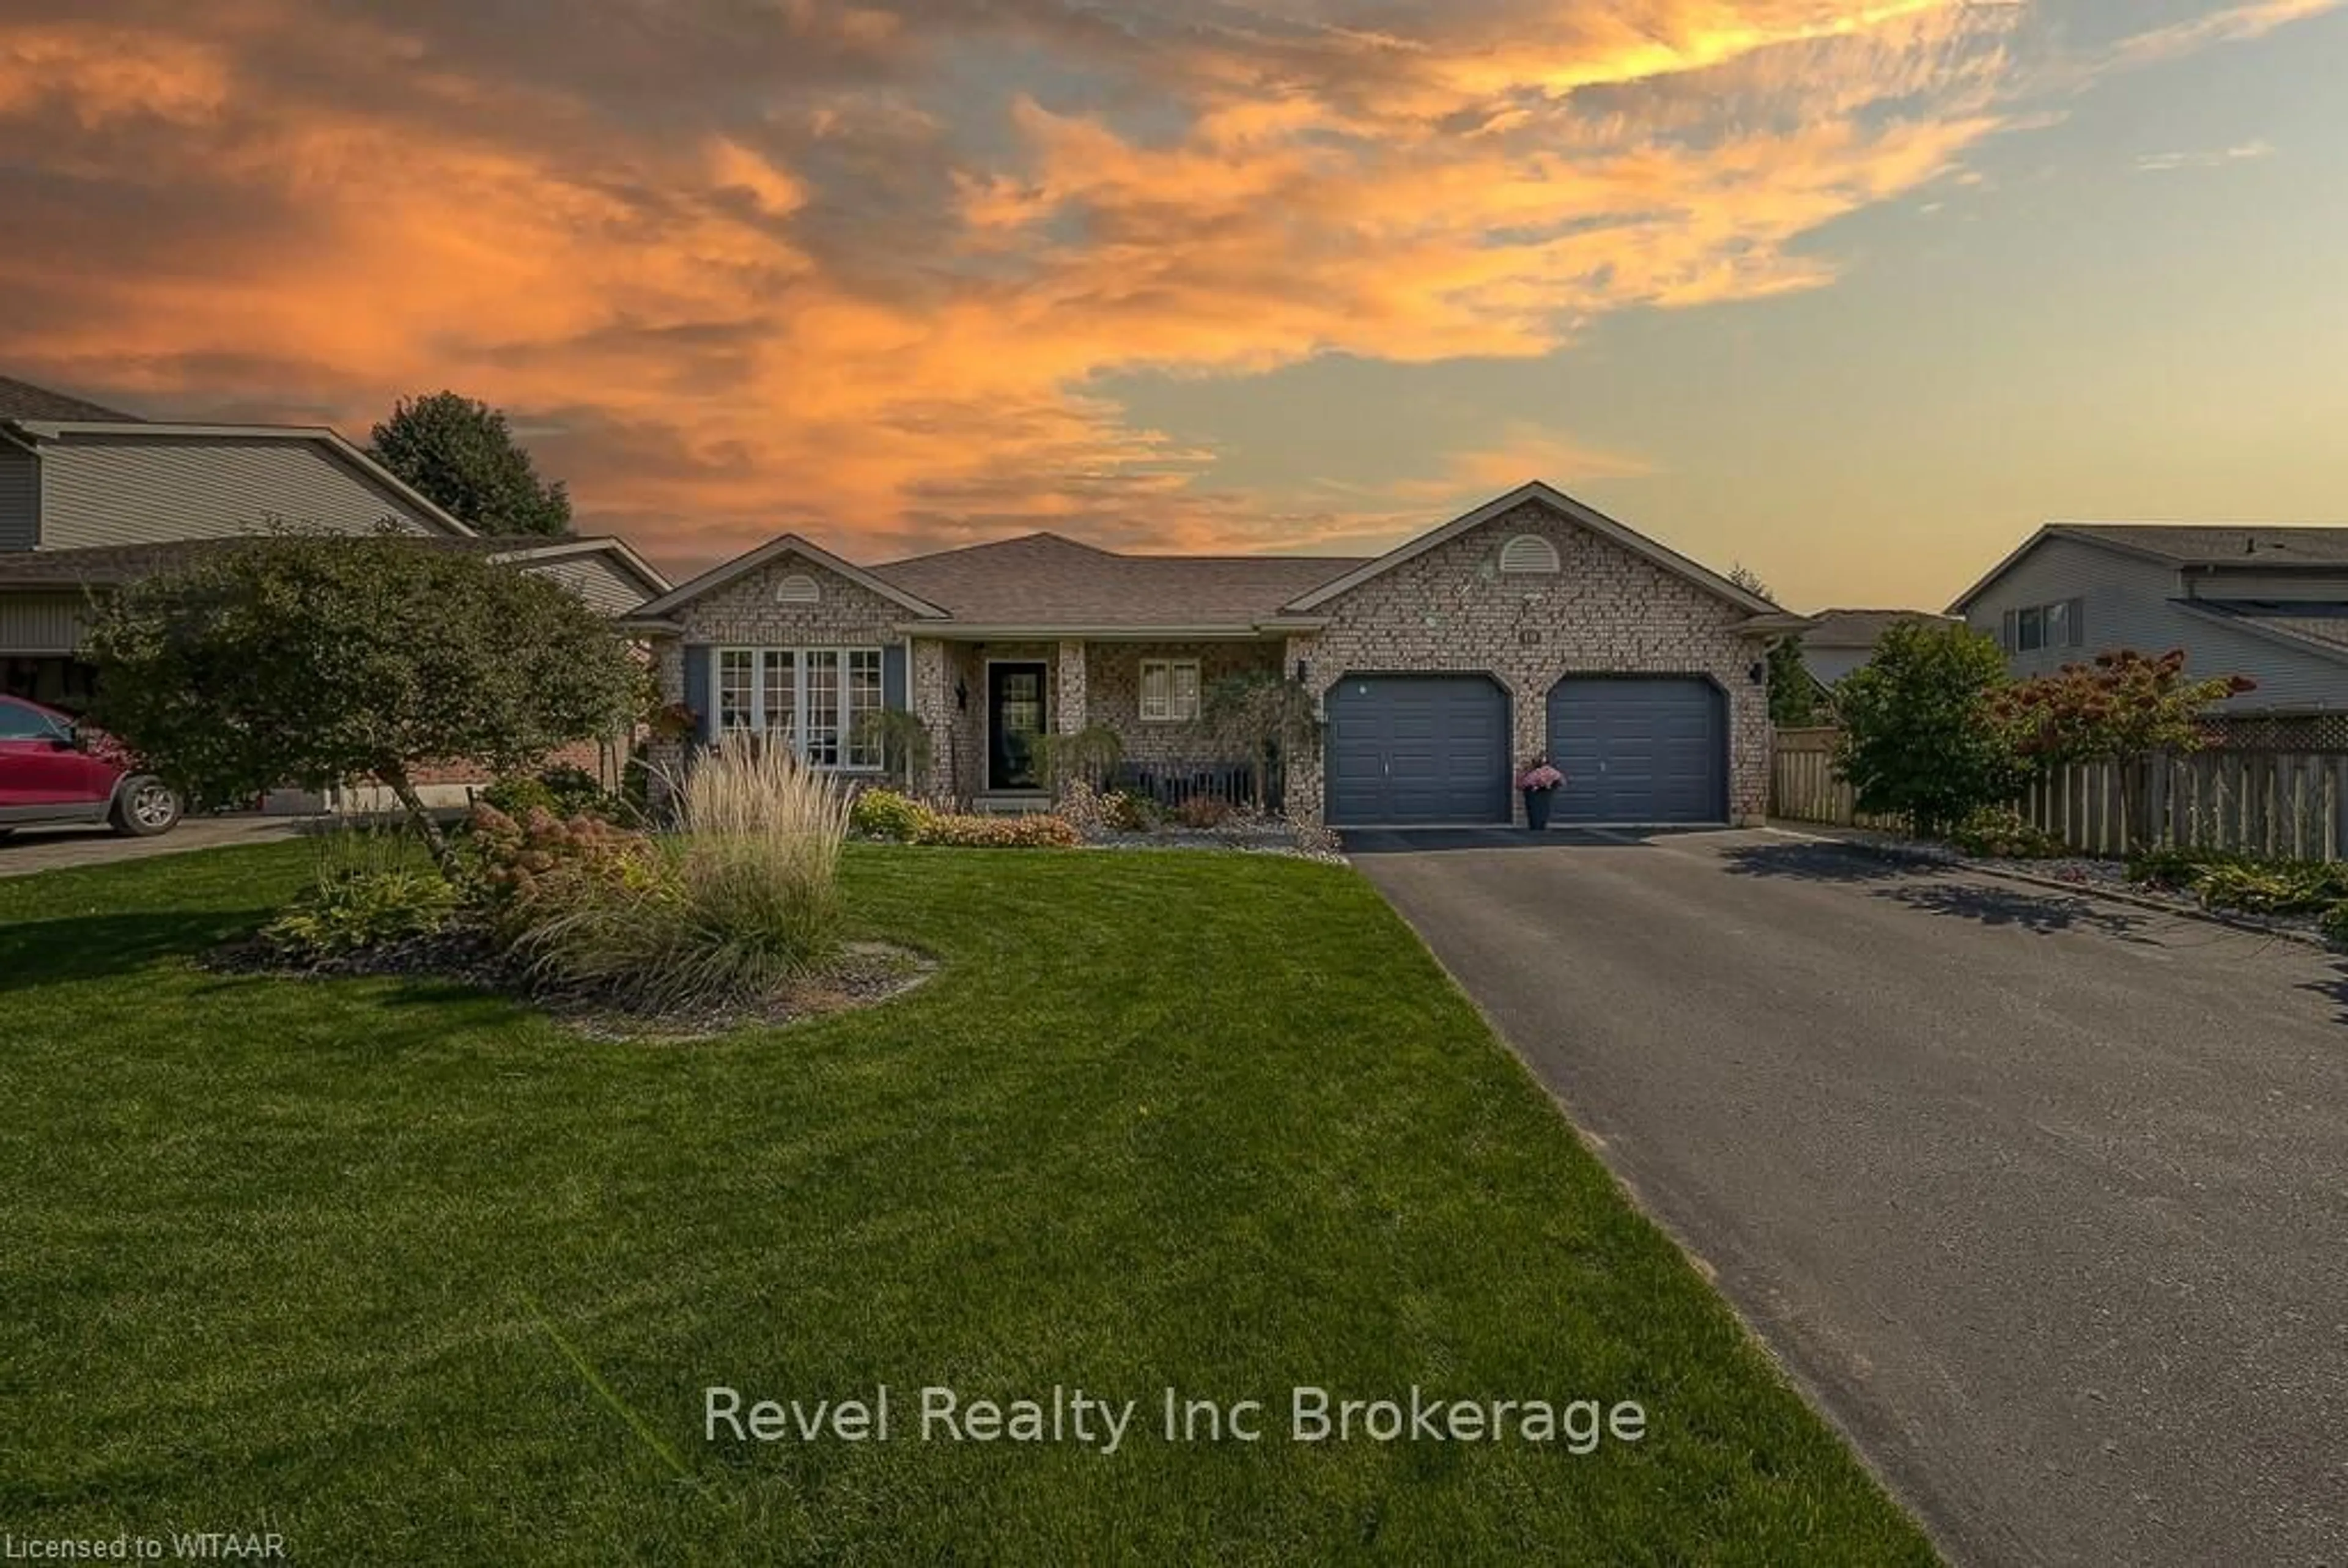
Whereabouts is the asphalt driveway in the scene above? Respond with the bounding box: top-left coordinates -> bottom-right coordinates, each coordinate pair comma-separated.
1349,826 -> 2347,1568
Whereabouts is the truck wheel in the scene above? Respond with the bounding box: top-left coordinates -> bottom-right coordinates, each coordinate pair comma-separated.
110,777 -> 183,837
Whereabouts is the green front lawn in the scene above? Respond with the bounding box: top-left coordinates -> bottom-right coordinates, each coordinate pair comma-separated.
1,843 -> 1932,1564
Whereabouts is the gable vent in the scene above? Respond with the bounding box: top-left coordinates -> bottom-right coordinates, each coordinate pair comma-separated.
775,572 -> 821,604
1499,534 -> 1560,575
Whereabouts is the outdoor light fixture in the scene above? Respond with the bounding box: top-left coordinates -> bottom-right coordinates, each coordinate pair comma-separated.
1294,658 -> 1310,684
954,677 -> 968,711
1748,661 -> 1766,685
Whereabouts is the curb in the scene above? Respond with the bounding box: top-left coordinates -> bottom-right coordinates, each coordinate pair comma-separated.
1763,825 -> 2336,952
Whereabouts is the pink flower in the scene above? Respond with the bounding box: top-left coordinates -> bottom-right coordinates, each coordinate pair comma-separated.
1516,762 -> 1567,792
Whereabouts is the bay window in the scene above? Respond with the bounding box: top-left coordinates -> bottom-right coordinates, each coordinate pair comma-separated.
715,646 -> 885,770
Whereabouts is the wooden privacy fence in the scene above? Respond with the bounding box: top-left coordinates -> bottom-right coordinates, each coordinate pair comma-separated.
1770,727 -> 1907,832
1770,726 -> 2348,860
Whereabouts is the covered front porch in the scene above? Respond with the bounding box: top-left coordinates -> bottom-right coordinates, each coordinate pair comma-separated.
910,634 -> 1294,813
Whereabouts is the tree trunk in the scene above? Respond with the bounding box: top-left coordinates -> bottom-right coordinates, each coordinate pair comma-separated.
381,765 -> 452,869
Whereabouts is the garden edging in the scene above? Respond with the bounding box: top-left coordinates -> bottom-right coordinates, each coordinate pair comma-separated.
1762,823 -> 2336,951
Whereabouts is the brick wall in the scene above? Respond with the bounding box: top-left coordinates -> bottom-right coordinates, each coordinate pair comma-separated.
1286,500 -> 1770,825
1084,641 -> 1282,765
672,554 -> 907,649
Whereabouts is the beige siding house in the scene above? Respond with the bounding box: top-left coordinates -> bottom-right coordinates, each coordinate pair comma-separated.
0,373 -> 670,810
0,375 -> 666,729
630,482 -> 1804,828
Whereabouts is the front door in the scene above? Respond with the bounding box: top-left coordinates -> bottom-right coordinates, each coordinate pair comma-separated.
987,663 -> 1048,790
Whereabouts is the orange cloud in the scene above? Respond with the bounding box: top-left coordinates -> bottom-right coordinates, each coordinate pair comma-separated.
0,1 -> 2320,572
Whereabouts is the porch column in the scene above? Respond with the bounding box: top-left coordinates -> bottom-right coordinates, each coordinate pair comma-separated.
910,638 -> 955,800
1057,639 -> 1088,733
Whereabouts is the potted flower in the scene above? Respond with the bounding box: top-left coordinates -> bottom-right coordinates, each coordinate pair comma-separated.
1516,756 -> 1567,831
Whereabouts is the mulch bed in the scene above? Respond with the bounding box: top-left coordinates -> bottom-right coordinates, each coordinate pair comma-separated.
203,926 -> 937,1042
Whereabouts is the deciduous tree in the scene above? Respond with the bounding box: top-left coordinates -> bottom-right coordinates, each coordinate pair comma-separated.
370,391 -> 572,536
1992,649 -> 2253,850
1833,620 -> 2026,836
84,531 -> 642,864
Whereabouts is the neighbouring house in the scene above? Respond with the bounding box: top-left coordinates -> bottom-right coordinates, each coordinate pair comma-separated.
1798,608 -> 1961,688
626,482 -> 1807,828
1949,523 -> 2348,713
0,373 -> 671,806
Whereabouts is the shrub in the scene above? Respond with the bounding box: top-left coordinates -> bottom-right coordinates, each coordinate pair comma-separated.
1103,789 -> 1163,833
1172,795 -> 1234,830
1992,649 -> 2254,853
1833,621 -> 2026,837
513,732 -> 854,1006
457,803 -> 657,930
479,765 -> 630,825
1032,725 -> 1125,795
2192,863 -> 2317,915
83,528 -> 643,868
2124,844 -> 2242,891
1947,806 -> 2065,860
851,709 -> 934,793
914,812 -> 1081,848
478,775 -> 560,820
2192,860 -> 2348,916
2320,902 -> 2348,944
264,833 -> 460,957
2121,846 -> 2348,915
851,787 -> 934,842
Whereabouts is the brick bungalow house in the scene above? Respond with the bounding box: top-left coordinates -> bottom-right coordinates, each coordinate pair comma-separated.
626,482 -> 1809,828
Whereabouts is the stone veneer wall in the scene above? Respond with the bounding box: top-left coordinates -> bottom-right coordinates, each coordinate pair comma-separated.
1084,641 -> 1283,766
1284,500 -> 1770,826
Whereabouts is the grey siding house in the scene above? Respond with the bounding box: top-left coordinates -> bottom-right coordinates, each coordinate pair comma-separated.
1949,524 -> 2348,712
0,375 -> 666,716
628,482 -> 1810,828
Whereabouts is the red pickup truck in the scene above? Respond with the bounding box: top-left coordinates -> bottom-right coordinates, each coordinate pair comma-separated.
0,694 -> 182,838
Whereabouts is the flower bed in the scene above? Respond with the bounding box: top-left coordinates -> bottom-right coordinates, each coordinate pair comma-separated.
224,735 -> 935,1039
850,784 -> 1345,863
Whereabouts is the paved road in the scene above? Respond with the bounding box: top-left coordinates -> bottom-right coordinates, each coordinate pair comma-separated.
0,815 -> 301,878
1349,826 -> 2347,1568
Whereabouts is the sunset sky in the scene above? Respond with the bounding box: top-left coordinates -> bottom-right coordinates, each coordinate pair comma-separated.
2,0 -> 2342,608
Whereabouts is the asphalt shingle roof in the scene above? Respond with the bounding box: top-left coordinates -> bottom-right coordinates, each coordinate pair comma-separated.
869,532 -> 1368,627
1800,608 -> 1959,649
0,374 -> 141,423
2059,523 -> 2348,567
0,534 -> 571,588
2186,598 -> 2348,657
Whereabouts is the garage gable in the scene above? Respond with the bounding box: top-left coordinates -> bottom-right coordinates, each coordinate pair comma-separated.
1284,482 -> 1776,620
1282,490 -> 1778,828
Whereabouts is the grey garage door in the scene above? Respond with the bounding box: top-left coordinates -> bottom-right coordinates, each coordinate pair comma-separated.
1545,677 -> 1726,825
1325,675 -> 1510,826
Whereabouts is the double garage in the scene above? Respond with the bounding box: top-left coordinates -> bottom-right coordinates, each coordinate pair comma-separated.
1323,672 -> 1728,828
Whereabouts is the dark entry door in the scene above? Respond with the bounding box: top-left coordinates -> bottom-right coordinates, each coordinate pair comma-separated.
1323,674 -> 1510,826
988,662 -> 1048,790
1544,676 -> 1726,824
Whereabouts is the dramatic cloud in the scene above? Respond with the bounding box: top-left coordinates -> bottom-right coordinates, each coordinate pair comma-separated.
0,0 -> 2335,568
